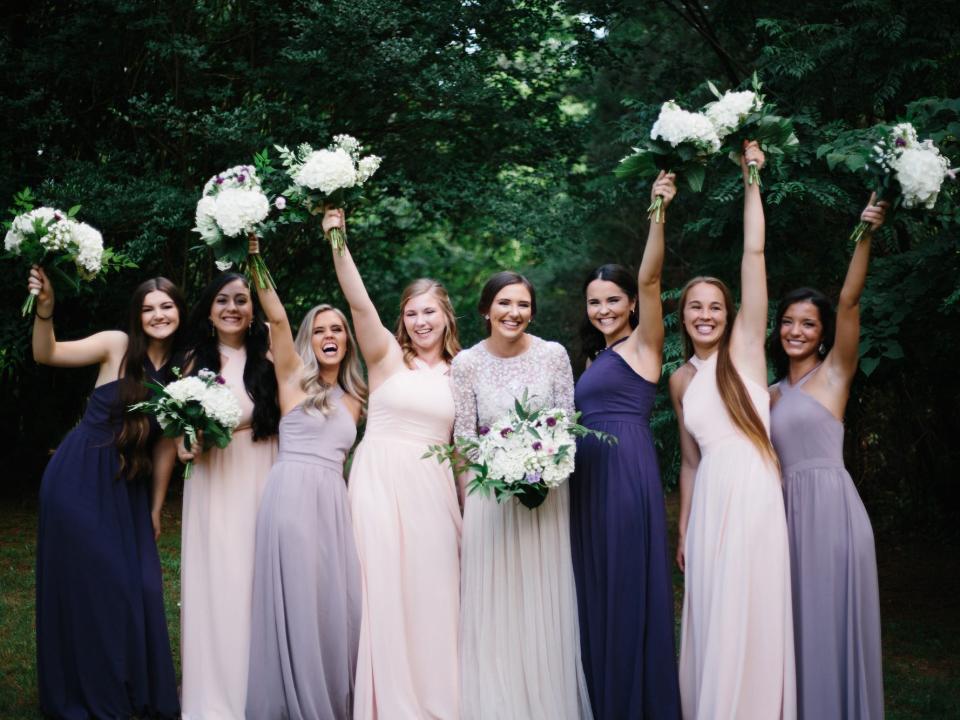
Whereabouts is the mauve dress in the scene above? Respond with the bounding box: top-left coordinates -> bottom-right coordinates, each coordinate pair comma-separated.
771,368 -> 883,720
246,390 -> 362,720
36,364 -> 179,719
570,339 -> 680,719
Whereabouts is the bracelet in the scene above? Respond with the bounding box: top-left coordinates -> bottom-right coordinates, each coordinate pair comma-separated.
35,309 -> 53,321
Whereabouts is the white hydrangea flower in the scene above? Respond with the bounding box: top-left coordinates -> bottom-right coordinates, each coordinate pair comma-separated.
890,123 -> 919,150
651,101 -> 721,153
333,134 -> 361,158
12,206 -> 59,236
706,90 -> 759,138
200,384 -> 242,429
4,229 -> 23,253
357,155 -> 382,184
215,259 -> 234,271
194,195 -> 220,243
212,187 -> 270,237
41,219 -> 76,251
165,376 -> 209,404
894,143 -> 952,209
202,165 -> 260,195
293,148 -> 358,194
71,222 -> 104,276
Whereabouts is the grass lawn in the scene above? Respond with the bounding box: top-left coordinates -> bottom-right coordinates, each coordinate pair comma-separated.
1,489 -> 958,718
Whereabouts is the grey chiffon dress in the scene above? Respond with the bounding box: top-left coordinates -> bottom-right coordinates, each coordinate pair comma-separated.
246,390 -> 362,720
771,367 -> 883,720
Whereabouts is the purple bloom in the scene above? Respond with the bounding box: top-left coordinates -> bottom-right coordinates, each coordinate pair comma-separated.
215,376 -> 226,385
546,416 -> 557,427
532,441 -> 543,451
478,425 -> 490,436
500,427 -> 513,438
895,137 -> 906,147
215,176 -> 224,185
237,174 -> 246,184
525,470 -> 542,484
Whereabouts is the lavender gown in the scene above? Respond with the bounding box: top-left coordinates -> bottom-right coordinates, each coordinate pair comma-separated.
771,369 -> 883,720
570,340 -> 680,719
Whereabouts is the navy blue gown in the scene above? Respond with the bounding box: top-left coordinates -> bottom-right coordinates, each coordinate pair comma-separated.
570,341 -> 680,719
35,365 -> 179,719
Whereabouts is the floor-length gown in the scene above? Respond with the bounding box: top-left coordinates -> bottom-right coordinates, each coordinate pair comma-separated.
36,362 -> 179,720
246,391 -> 362,720
350,360 -> 462,719
570,339 -> 680,719
452,336 -> 593,720
678,352 -> 796,720
771,367 -> 883,719
181,344 -> 278,720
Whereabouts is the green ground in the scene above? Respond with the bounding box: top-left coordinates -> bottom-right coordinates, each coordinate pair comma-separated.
1,491 -> 957,718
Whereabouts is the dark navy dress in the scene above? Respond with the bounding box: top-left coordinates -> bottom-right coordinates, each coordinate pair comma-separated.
569,340 -> 681,719
35,365 -> 179,719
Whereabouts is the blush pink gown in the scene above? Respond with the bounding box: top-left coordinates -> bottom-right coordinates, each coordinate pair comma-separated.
678,352 -> 796,720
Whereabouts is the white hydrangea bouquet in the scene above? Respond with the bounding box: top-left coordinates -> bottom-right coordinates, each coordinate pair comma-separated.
615,100 -> 721,222
130,367 -> 242,479
193,164 -> 275,288
703,73 -> 798,187
426,392 -> 615,510
4,189 -> 126,316
273,134 -> 381,254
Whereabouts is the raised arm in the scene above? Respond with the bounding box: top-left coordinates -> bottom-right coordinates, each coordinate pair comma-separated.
324,209 -> 397,376
28,266 -> 127,375
731,142 -> 768,384
631,172 -> 675,360
248,236 -> 300,385
669,367 -> 701,572
828,195 -> 888,383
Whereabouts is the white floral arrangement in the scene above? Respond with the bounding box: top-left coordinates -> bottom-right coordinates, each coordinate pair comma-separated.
130,367 -> 242,479
193,164 -> 274,287
274,134 -> 382,254
4,201 -> 112,315
427,392 -> 615,510
650,100 -> 722,154
849,121 -> 955,242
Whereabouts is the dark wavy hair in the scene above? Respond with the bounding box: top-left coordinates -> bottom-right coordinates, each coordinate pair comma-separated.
184,273 -> 279,441
477,271 -> 536,335
768,287 -> 836,380
579,264 -> 639,362
117,277 -> 188,481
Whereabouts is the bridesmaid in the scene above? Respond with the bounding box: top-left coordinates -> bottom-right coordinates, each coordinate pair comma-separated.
769,196 -> 887,719
30,267 -> 182,719
178,272 -> 279,719
669,143 -> 796,719
453,271 -> 592,719
570,172 -> 681,719
245,236 -> 366,719
324,209 -> 462,719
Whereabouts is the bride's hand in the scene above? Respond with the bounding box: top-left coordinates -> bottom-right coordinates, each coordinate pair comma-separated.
321,207 -> 345,238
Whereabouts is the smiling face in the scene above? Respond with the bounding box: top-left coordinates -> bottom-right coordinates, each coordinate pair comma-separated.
209,278 -> 253,341
310,309 -> 348,369
779,300 -> 824,362
489,283 -> 533,342
585,279 -> 635,342
141,289 -> 180,342
402,290 -> 447,356
682,281 -> 728,351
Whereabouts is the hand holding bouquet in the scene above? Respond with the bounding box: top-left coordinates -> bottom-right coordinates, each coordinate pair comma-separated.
274,135 -> 381,254
616,100 -> 721,222
193,164 -> 275,288
426,392 -> 615,510
4,189 -> 126,316
130,368 -> 242,479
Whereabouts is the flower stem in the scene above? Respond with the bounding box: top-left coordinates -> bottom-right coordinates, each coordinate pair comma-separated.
246,254 -> 275,290
183,460 -> 193,481
748,162 -> 762,188
849,220 -> 870,243
647,195 -> 665,224
329,226 -> 347,256
21,294 -> 36,317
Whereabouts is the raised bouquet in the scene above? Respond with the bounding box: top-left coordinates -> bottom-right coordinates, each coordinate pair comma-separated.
825,122 -> 955,243
616,100 -> 721,222
704,73 -> 798,187
274,134 -> 382,254
4,189 -> 127,316
426,392 -> 615,510
193,164 -> 275,288
130,368 -> 242,479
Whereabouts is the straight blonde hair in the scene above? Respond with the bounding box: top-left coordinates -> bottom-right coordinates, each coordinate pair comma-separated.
294,304 -> 368,414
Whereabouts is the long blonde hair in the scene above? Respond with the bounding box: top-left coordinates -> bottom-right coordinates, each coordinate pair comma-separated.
394,278 -> 461,366
678,276 -> 777,465
294,304 -> 368,414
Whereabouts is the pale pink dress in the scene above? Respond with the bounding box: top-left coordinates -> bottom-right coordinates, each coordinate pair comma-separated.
180,344 -> 278,720
350,360 -> 462,720
678,352 -> 796,720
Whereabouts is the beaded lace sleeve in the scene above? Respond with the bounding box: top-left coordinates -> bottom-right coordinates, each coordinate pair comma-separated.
546,341 -> 576,415
451,349 -> 479,442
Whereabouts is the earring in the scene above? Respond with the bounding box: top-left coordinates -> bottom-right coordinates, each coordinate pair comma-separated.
483,315 -> 489,320
818,342 -> 827,356
208,320 -> 216,338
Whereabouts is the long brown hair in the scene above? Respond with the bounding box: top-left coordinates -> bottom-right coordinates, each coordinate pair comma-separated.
394,278 -> 461,366
117,277 -> 187,481
678,276 -> 777,464
295,304 -> 368,414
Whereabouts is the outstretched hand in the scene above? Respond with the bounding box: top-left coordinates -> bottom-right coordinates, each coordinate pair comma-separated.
860,192 -> 889,232
651,171 -> 678,210
28,265 -> 53,305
